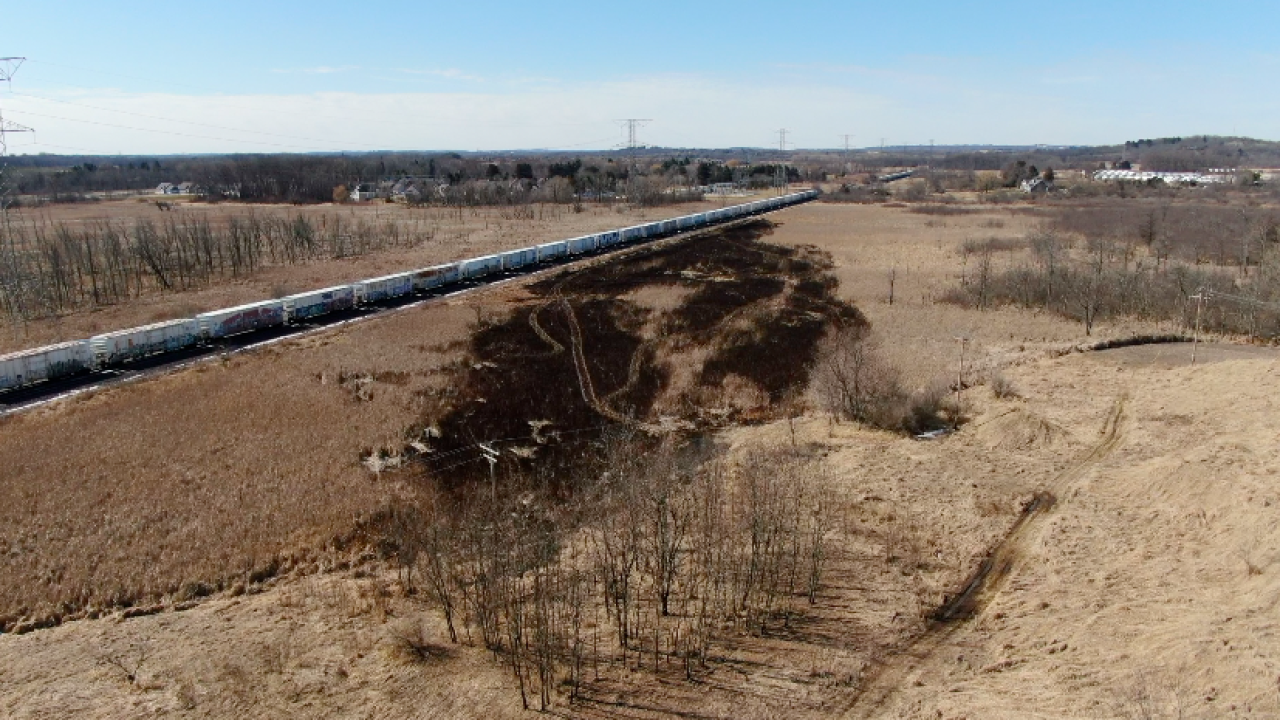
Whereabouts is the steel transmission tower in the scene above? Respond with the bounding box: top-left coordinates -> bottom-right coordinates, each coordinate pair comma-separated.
617,118 -> 651,175
840,134 -> 854,175
775,129 -> 789,189
0,57 -> 31,332
0,57 -> 33,212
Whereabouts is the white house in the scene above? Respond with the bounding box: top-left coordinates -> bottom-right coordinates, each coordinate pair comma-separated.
350,183 -> 379,201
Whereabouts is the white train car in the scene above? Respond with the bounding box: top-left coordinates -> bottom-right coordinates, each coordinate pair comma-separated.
412,263 -> 461,292
89,319 -> 200,365
353,272 -> 414,304
499,247 -> 538,271
566,235 -> 597,255
536,240 -> 568,263
0,341 -> 93,391
460,253 -> 503,280
1,192 -> 823,399
196,299 -> 287,340
283,286 -> 355,322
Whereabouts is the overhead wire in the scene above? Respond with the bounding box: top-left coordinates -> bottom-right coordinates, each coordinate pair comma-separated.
18,57 -> 621,143
5,108 -> 348,151
10,91 -> 388,150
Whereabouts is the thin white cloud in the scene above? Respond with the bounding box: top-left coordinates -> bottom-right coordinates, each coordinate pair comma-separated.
1040,75 -> 1100,86
271,65 -> 358,75
396,68 -> 484,82
11,55 -> 1276,155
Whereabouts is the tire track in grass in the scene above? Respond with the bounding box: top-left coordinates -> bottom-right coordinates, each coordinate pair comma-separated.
845,395 -> 1128,717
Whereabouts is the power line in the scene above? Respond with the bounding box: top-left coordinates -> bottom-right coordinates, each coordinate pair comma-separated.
13,58 -> 629,153
20,58 -> 602,132
5,108 -> 357,151
11,91 -> 387,150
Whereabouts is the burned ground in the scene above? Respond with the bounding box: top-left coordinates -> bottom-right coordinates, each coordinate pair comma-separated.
417,220 -> 865,494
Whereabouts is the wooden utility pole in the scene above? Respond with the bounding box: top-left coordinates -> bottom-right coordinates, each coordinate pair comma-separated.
1190,289 -> 1207,365
478,443 -> 499,502
954,336 -> 969,401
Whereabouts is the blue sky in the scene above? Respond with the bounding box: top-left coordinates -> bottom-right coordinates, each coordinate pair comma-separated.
1,1 -> 1276,154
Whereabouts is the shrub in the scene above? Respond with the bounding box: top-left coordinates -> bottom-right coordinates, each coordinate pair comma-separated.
814,327 -> 967,433
989,372 -> 1019,399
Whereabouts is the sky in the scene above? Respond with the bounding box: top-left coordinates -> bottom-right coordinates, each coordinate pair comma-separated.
1,1 -> 1277,155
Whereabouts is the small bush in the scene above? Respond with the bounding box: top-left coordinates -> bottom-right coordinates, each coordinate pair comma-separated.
989,372 -> 1019,399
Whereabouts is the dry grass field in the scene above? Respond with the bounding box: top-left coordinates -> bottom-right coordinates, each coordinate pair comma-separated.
3,200 -> 1279,718
0,196 -> 733,353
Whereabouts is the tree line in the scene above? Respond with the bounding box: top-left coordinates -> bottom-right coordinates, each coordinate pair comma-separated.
943,215 -> 1280,339
0,211 -> 430,325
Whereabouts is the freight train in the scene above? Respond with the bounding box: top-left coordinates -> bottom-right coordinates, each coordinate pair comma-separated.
0,191 -> 816,395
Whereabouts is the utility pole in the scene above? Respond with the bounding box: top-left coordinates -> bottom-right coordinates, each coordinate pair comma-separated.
1190,289 -> 1207,365
954,335 -> 970,405
478,443 -> 500,503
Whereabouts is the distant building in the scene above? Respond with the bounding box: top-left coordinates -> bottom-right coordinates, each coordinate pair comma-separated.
389,178 -> 426,202
1092,170 -> 1232,185
154,183 -> 180,195
350,183 -> 379,201
1020,177 -> 1052,193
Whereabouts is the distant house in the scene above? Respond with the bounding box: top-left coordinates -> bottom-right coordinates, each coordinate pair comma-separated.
389,178 -> 423,202
155,183 -> 180,195
350,183 -> 379,201
1020,177 -> 1052,193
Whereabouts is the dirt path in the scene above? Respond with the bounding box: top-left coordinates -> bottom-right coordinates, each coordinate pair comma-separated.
557,296 -> 663,433
845,397 -> 1128,718
527,299 -> 566,355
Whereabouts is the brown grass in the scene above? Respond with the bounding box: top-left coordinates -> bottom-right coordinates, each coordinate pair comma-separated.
5,200 -> 1280,718
0,297 -> 481,629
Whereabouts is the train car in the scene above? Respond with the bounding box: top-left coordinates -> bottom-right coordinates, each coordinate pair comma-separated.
498,247 -> 538,271
0,340 -> 93,392
596,230 -> 621,248
566,235 -> 596,255
89,319 -> 200,366
353,272 -> 414,304
412,263 -> 461,292
536,240 -> 568,263
196,299 -> 287,340
283,286 -> 355,323
459,253 -> 503,280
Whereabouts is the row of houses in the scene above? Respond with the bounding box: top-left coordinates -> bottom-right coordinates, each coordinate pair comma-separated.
1091,169 -> 1233,185
348,176 -> 563,202
154,182 -> 201,195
